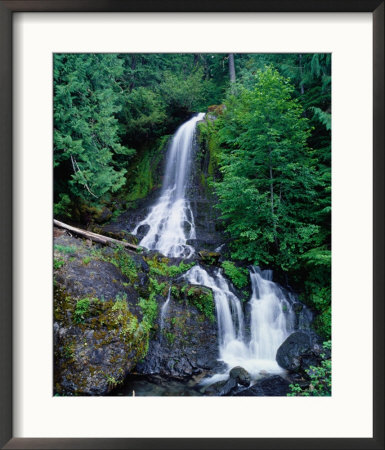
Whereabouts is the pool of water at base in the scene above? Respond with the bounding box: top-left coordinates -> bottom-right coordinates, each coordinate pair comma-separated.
110,375 -> 205,397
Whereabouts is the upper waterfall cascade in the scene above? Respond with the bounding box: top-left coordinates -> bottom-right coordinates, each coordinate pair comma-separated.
132,114 -> 295,378
132,113 -> 205,258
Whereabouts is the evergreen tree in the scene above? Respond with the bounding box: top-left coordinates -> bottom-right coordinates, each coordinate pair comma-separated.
54,54 -> 134,210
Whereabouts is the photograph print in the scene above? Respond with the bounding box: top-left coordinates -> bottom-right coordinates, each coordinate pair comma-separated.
53,53 -> 331,397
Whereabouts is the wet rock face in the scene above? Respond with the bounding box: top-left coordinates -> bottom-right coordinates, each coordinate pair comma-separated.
187,132 -> 225,253
135,293 -> 218,379
219,377 -> 238,396
198,250 -> 221,265
229,366 -> 251,387
276,331 -> 324,374
234,375 -> 291,396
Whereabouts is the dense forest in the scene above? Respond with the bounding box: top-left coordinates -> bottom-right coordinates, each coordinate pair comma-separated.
54,53 -> 331,397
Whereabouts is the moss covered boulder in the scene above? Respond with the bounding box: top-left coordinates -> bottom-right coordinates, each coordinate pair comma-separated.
53,233 -> 149,395
54,289 -> 148,395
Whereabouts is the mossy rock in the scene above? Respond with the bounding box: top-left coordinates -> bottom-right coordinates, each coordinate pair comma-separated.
198,250 -> 221,265
54,291 -> 149,396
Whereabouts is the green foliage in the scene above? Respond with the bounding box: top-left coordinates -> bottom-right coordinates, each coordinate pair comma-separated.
87,245 -> 137,283
147,256 -> 195,278
73,297 -> 91,323
111,293 -> 128,313
221,261 -> 249,289
54,53 -> 232,217
310,106 -> 331,130
54,244 -> 77,255
108,245 -> 137,282
164,331 -> 176,345
82,256 -> 91,265
63,343 -> 74,360
288,341 -> 331,396
54,194 -> 72,218
207,63 -> 330,338
159,68 -> 207,115
138,296 -> 158,331
125,139 -> 168,204
54,54 -> 132,208
149,277 -> 167,296
186,287 -> 215,322
54,53 -> 331,340
313,306 -> 331,339
122,87 -> 167,140
54,258 -> 65,270
298,248 -> 331,338
213,67 -> 319,270
105,374 -> 123,388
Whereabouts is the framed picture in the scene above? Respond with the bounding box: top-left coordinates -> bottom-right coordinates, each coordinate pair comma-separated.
1,1 -> 383,449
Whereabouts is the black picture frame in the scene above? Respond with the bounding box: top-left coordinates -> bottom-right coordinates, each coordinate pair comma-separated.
0,1 -> 383,449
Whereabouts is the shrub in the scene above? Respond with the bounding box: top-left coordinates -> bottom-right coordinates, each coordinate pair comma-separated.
73,298 -> 91,323
83,256 -> 91,265
54,258 -> 65,270
54,244 -> 77,255
186,286 -> 215,322
287,341 -> 331,396
147,256 -> 195,278
138,296 -> 158,330
221,261 -> 249,289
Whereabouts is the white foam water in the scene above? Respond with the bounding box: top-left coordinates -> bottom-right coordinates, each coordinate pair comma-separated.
132,113 -> 205,258
186,265 -> 295,381
132,113 -> 295,381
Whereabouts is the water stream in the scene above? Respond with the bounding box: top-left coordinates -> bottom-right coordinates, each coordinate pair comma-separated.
132,113 -> 295,382
132,113 -> 205,258
160,287 -> 171,332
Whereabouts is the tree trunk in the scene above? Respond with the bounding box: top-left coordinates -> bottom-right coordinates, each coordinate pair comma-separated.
53,219 -> 140,251
298,53 -> 305,95
228,53 -> 236,84
129,55 -> 136,92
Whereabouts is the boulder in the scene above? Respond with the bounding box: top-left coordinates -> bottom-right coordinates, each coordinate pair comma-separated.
234,375 -> 290,396
219,377 -> 237,396
229,366 -> 251,387
136,224 -> 150,240
201,380 -> 227,396
276,331 -> 323,373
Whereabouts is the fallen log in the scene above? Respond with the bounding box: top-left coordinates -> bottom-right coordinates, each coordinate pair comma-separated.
53,219 -> 140,251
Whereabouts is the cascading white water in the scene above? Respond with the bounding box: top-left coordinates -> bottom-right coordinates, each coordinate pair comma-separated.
160,287 -> 172,331
185,266 -> 244,347
186,265 -> 295,380
248,267 -> 295,362
132,113 -> 295,381
132,113 -> 205,258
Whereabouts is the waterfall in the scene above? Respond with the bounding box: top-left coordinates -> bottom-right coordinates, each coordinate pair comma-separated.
132,113 -> 205,258
185,266 -> 245,347
132,113 -> 296,380
160,287 -> 171,331
186,265 -> 295,379
248,267 -> 295,363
